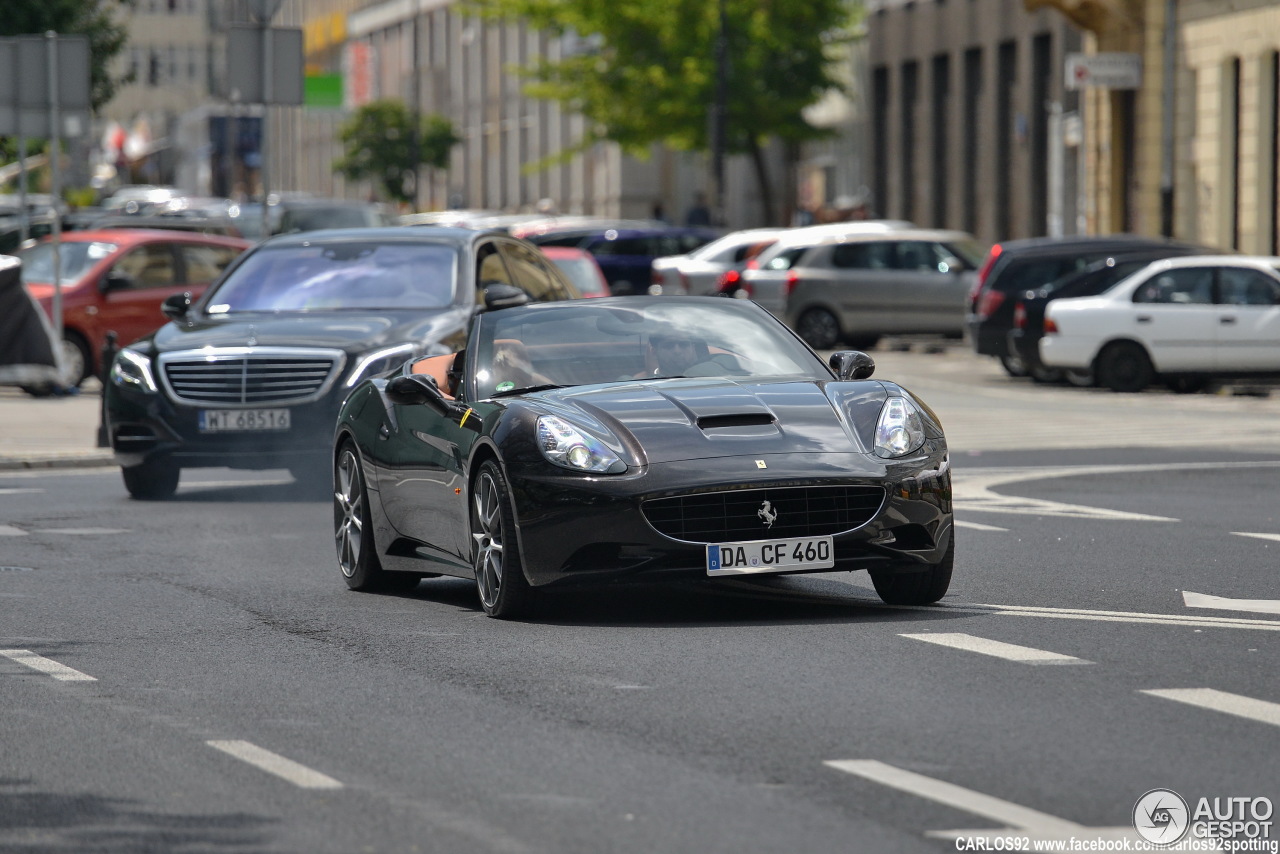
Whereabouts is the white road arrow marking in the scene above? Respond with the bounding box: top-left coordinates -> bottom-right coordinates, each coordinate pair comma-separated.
1142,688 -> 1280,728
1183,591 -> 1280,615
207,740 -> 343,789
900,632 -> 1090,664
0,648 -> 96,681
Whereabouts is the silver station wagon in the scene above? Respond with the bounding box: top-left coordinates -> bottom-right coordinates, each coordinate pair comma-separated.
738,228 -> 987,350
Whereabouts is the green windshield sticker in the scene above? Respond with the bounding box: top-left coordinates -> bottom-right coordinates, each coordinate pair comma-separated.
495,381 -> 515,392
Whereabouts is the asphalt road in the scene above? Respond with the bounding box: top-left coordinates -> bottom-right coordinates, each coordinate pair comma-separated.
3,347 -> 1279,854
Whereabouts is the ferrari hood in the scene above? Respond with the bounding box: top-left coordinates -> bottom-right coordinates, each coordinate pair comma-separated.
535,378 -> 888,463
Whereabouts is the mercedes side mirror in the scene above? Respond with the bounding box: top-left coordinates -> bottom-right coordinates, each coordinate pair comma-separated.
829,350 -> 876,381
161,291 -> 194,319
101,271 -> 136,293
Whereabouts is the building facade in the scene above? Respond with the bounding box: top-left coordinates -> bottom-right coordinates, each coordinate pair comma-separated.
866,0 -> 1085,245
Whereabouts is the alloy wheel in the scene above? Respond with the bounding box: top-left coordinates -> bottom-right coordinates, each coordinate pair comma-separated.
472,470 -> 505,610
334,449 -> 364,578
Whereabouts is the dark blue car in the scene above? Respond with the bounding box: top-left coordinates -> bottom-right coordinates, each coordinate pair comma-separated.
523,224 -> 720,295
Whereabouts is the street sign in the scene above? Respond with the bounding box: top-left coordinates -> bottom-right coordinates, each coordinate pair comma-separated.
227,25 -> 304,105
1065,52 -> 1142,90
0,35 -> 91,137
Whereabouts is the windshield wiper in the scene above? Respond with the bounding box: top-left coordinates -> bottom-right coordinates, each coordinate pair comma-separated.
491,383 -> 570,398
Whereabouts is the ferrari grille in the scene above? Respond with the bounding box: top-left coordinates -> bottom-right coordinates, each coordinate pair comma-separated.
642,485 -> 886,543
159,348 -> 344,405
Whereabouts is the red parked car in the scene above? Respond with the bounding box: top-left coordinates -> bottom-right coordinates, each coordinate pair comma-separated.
539,246 -> 611,298
18,229 -> 251,392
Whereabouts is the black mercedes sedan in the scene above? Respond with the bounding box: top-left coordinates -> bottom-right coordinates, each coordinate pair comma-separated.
104,226 -> 579,499
332,296 -> 954,617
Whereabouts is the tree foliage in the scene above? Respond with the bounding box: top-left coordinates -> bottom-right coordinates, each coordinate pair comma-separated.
464,0 -> 856,158
334,100 -> 461,204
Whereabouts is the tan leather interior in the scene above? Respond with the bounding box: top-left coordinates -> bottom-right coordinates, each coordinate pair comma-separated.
410,353 -> 457,399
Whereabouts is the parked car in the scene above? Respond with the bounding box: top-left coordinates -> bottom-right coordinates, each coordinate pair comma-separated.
1006,249 -> 1204,385
1039,255 -> 1280,393
523,224 -> 720,295
539,246 -> 611,297
332,295 -> 954,616
271,198 -> 396,234
17,229 -> 252,391
84,215 -> 244,239
966,234 -> 1209,377
104,226 -> 581,499
650,227 -> 786,295
739,228 -> 985,349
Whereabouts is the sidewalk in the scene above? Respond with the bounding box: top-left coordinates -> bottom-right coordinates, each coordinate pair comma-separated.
0,381 -> 115,470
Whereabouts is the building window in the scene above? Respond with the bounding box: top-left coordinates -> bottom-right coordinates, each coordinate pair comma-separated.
1267,52 -> 1279,255
931,53 -> 950,228
872,65 -> 889,220
1030,34 -> 1052,237
901,61 -> 919,222
995,41 -> 1017,240
1226,56 -> 1242,250
962,48 -> 982,234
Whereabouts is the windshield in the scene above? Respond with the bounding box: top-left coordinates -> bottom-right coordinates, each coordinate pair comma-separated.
203,241 -> 458,313
473,299 -> 824,399
18,241 -> 117,285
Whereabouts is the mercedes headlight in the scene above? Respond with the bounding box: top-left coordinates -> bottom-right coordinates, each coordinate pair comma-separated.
345,343 -> 416,387
536,415 -> 624,473
873,396 -> 925,458
110,348 -> 157,393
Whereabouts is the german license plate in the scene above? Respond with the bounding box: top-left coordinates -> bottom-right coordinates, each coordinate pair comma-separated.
706,536 -> 834,576
199,408 -> 291,433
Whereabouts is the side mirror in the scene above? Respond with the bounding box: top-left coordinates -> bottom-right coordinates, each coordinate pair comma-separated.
938,256 -> 964,274
161,291 -> 194,319
386,373 -> 453,415
482,282 -> 530,311
829,350 -> 876,381
101,271 -> 135,293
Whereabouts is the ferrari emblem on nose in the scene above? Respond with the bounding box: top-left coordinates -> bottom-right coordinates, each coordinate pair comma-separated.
758,500 -> 778,528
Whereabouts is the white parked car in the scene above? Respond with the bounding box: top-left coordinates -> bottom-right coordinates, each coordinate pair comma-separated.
1039,255 -> 1280,392
649,228 -> 786,295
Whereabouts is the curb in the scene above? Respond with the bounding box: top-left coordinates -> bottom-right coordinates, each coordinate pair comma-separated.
0,454 -> 116,471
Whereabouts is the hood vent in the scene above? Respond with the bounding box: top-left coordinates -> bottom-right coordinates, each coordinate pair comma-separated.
696,413 -> 775,430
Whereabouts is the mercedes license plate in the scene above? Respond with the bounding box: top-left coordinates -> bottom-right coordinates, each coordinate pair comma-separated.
706,536 -> 834,576
199,408 -> 291,433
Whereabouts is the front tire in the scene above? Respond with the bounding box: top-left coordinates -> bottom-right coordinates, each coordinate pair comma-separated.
795,309 -> 841,350
471,460 -> 535,618
1096,341 -> 1154,393
869,536 -> 954,606
121,457 -> 180,500
334,443 -> 420,592
998,353 -> 1028,378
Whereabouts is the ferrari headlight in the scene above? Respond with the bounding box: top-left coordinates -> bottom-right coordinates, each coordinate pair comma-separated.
110,348 -> 157,393
345,343 -> 416,387
873,396 -> 925,458
536,415 -> 623,473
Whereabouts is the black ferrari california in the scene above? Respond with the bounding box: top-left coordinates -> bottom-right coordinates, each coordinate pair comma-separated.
333,296 -> 954,617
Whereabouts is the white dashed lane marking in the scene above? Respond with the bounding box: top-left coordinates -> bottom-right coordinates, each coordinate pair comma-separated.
1232,531 -> 1280,543
0,525 -> 27,536
1142,689 -> 1280,728
0,649 -> 97,681
207,740 -> 343,789
1182,591 -> 1280,616
900,633 -> 1091,665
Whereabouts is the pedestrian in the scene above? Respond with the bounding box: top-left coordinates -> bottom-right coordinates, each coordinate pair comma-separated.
684,192 -> 711,226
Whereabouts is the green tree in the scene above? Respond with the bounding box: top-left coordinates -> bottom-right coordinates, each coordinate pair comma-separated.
465,0 -> 858,223
1,0 -> 134,164
334,100 -> 461,206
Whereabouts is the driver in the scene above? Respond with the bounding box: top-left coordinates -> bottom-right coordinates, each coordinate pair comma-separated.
650,333 -> 707,376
